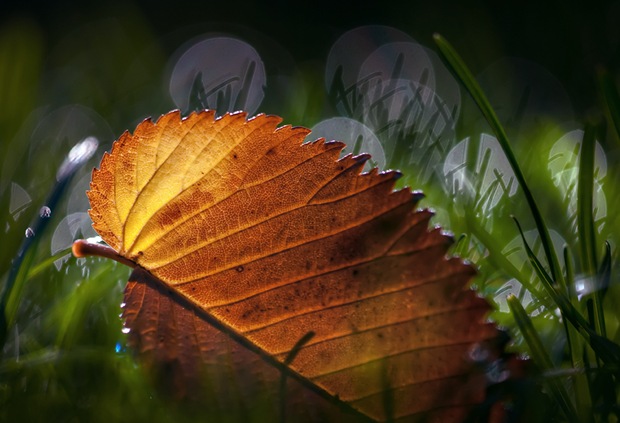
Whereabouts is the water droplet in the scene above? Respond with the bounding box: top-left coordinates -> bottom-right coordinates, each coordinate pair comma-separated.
468,343 -> 490,363
121,327 -> 131,334
485,359 -> 510,383
25,227 -> 35,238
39,206 -> 51,218
115,342 -> 123,353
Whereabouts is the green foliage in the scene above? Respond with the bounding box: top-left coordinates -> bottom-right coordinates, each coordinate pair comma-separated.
434,34 -> 620,422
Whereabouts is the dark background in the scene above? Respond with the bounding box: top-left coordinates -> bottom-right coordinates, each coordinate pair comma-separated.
2,0 -> 619,115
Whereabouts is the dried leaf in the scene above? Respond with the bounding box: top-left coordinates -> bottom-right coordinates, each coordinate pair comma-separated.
74,110 -> 497,422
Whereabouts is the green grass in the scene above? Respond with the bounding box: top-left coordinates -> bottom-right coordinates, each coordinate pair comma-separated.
434,34 -> 620,422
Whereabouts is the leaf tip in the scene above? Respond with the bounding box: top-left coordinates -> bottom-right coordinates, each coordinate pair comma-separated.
411,190 -> 424,202
352,152 -> 371,164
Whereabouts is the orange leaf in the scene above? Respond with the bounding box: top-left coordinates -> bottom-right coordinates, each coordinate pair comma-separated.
74,110 -> 498,422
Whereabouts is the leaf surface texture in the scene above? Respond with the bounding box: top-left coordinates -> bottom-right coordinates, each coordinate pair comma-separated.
87,110 -> 497,422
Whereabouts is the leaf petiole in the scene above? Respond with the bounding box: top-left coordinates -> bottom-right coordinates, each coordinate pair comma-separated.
72,239 -> 137,269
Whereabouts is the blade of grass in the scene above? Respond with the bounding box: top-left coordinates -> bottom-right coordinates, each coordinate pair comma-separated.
433,34 -> 565,289
597,67 -> 620,145
563,246 -> 593,422
592,242 -> 618,409
0,218 -> 47,349
512,216 -> 564,308
2,245 -> 38,330
53,261 -> 120,348
513,217 -> 620,364
598,242 -> 611,296
26,246 -> 73,279
280,331 -> 316,423
468,215 -> 554,310
507,295 -> 580,422
577,122 -> 606,340
0,136 -> 98,349
577,123 -> 598,276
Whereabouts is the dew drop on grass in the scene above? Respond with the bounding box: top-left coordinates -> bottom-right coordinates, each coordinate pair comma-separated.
121,327 -> 131,334
25,227 -> 35,238
39,206 -> 51,218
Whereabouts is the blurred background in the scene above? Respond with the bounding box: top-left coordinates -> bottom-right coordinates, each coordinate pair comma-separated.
2,0 -> 619,123
1,0 -> 620,421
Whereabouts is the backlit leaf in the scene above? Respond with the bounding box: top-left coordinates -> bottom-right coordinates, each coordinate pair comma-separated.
74,110 -> 498,422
